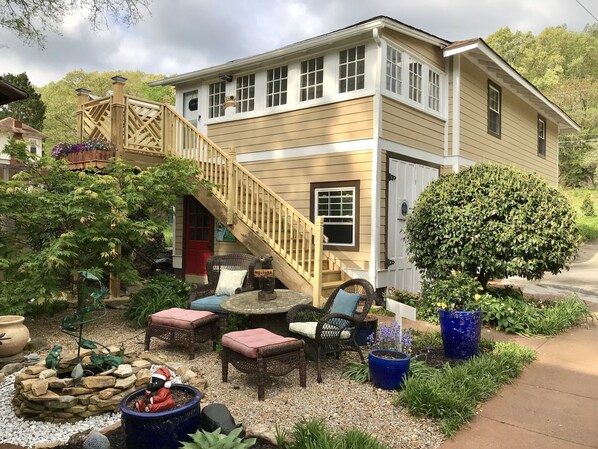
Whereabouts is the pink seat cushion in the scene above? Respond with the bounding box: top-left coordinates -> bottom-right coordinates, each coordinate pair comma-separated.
222,328 -> 298,358
150,308 -> 217,330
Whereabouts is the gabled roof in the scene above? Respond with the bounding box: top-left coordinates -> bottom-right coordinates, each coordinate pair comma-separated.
444,38 -> 579,132
0,117 -> 45,140
150,16 -> 578,132
0,78 -> 28,105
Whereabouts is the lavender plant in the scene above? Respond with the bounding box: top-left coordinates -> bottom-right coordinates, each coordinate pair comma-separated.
367,322 -> 413,353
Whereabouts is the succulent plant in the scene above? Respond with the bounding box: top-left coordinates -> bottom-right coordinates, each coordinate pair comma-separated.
180,427 -> 256,449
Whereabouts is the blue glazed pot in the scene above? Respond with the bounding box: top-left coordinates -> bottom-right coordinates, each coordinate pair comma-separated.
368,349 -> 411,390
120,384 -> 201,449
439,309 -> 482,360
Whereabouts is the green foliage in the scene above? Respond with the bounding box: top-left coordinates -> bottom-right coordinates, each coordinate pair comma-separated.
278,419 -> 390,449
38,70 -> 175,151
24,299 -> 69,317
341,361 -> 370,384
180,427 -> 256,449
581,193 -> 596,217
404,163 -> 581,288
0,73 -> 46,130
421,272 -> 487,312
396,342 -> 536,436
562,188 -> 598,240
0,152 -> 203,311
126,275 -> 191,328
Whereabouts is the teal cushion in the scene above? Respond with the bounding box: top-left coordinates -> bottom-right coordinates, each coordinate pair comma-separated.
190,295 -> 228,313
330,289 -> 361,316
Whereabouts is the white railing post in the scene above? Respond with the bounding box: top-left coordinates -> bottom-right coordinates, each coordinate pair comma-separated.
227,148 -> 236,225
313,215 -> 324,306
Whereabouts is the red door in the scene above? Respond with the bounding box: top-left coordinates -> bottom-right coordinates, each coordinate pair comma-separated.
184,196 -> 214,276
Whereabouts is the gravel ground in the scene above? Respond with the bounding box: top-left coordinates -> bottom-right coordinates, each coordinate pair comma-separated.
1,307 -> 445,449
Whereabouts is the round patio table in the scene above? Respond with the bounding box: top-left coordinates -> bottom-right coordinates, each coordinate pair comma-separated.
221,289 -> 312,335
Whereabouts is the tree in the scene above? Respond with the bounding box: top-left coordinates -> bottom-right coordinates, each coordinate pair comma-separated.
0,0 -> 150,47
0,142 -> 205,314
38,70 -> 174,152
0,72 -> 46,130
404,164 -> 581,289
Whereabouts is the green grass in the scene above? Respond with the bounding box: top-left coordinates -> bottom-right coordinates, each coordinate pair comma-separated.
162,226 -> 173,247
395,341 -> 536,436
562,187 -> 598,241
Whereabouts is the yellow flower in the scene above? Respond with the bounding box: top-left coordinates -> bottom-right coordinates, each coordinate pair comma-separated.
474,294 -> 481,301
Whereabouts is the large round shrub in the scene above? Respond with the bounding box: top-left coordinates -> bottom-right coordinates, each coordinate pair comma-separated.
404,163 -> 580,288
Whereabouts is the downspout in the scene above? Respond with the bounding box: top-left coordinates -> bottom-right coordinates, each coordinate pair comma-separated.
451,55 -> 461,173
370,27 -> 383,289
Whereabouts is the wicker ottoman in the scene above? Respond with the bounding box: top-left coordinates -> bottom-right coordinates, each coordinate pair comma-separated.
145,308 -> 219,359
221,328 -> 306,400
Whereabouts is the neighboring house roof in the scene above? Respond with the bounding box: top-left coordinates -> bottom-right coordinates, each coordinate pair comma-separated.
0,79 -> 28,105
444,38 -> 579,132
0,117 -> 46,140
150,16 -> 578,133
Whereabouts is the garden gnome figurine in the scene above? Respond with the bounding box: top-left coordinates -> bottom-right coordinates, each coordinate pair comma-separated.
135,366 -> 175,412
45,344 -> 62,370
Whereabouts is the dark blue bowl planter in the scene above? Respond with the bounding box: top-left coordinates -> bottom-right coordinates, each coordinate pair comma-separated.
368,349 -> 411,390
439,309 -> 482,360
120,384 -> 201,449
356,315 -> 378,346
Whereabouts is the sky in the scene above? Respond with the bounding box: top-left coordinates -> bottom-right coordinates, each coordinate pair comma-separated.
1,0 -> 596,88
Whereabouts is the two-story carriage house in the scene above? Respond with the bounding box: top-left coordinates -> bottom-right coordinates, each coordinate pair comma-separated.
79,16 -> 578,303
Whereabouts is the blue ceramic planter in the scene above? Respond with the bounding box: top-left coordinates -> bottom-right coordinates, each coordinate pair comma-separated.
120,384 -> 201,449
368,349 -> 411,390
439,309 -> 482,360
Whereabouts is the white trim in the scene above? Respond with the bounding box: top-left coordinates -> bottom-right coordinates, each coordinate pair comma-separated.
452,55 -> 461,157
443,57 -> 450,157
235,139 -> 374,163
380,139 -> 445,165
173,255 -> 182,270
443,155 -> 475,167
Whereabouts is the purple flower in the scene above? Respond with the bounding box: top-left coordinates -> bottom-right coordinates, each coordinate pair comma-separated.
51,137 -> 117,159
367,322 -> 413,353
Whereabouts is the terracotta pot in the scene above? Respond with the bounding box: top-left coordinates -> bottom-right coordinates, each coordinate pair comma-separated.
0,315 -> 30,357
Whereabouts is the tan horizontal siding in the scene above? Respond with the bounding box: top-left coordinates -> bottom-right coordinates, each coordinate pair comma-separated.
242,150 -> 373,270
383,30 -> 444,69
459,59 -> 558,184
208,97 -> 374,153
381,96 -> 445,156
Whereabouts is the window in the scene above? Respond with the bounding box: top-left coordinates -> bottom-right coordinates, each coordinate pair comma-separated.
386,45 -> 402,94
311,181 -> 360,249
538,115 -> 546,157
208,81 -> 226,119
339,45 -> 365,93
408,59 -> 422,104
236,74 -> 255,113
300,56 -> 324,101
488,81 -> 501,137
30,146 -> 37,154
428,70 -> 441,112
267,66 -> 288,107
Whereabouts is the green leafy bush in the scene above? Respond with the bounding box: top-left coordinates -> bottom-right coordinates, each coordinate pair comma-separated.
405,163 -> 581,288
581,193 -> 596,217
126,275 -> 191,327
421,272 -> 488,312
180,427 -> 256,449
396,342 -> 536,436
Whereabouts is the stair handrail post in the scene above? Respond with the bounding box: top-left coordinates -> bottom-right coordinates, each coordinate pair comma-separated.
75,88 -> 92,143
313,215 -> 324,306
110,75 -> 127,158
226,148 -> 236,225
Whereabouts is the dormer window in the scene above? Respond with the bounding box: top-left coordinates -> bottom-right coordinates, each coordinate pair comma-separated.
236,74 -> 255,113
300,56 -> 324,101
339,45 -> 365,93
208,81 -> 226,119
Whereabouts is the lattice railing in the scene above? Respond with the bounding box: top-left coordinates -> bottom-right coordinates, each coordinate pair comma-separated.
82,97 -> 111,141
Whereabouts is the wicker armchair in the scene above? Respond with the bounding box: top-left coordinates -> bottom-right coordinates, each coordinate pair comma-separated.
188,253 -> 259,318
286,278 -> 376,383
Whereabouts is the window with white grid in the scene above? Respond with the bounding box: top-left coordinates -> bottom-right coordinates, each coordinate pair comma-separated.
339,45 -> 365,93
409,59 -> 423,104
236,74 -> 255,113
208,81 -> 226,119
315,187 -> 356,246
267,66 -> 288,107
385,45 -> 402,94
538,115 -> 546,157
428,70 -> 441,112
488,81 -> 501,136
300,56 -> 324,101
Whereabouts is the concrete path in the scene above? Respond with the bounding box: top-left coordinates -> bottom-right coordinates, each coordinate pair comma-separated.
439,241 -> 598,449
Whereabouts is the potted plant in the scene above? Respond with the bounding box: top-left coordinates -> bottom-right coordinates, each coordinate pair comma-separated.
422,271 -> 487,359
367,321 -> 413,390
51,137 -> 117,165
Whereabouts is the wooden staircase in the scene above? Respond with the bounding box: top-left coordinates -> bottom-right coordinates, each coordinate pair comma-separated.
76,78 -> 348,304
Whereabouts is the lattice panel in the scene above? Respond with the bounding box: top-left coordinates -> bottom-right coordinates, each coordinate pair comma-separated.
82,100 -> 111,141
126,99 -> 163,153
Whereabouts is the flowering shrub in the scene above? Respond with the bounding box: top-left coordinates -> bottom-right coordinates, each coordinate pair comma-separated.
51,137 -> 116,158
367,321 -> 413,353
421,271 -> 490,312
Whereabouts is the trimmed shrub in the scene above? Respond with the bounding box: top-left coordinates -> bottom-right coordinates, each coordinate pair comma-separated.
404,163 -> 581,288
581,193 -> 595,217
